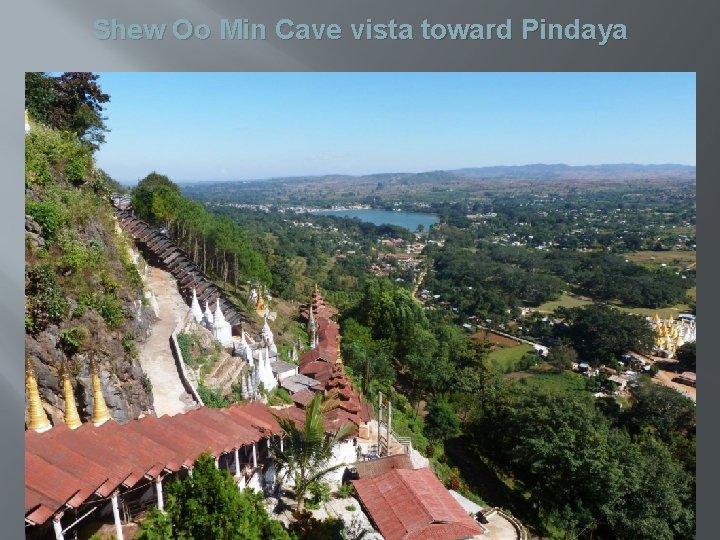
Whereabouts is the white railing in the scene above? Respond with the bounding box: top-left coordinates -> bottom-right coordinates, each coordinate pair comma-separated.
493,508 -> 527,540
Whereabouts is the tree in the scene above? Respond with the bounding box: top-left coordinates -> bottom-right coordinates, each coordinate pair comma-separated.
272,393 -> 354,510
132,172 -> 181,223
676,341 -> 696,371
547,341 -> 578,372
151,185 -> 182,233
25,72 -> 55,125
558,304 -> 655,365
342,337 -> 395,395
424,398 -> 462,442
136,453 -> 291,540
48,72 -> 110,149
623,379 -> 696,441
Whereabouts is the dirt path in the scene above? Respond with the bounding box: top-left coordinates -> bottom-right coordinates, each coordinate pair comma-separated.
139,266 -> 193,417
653,369 -> 696,402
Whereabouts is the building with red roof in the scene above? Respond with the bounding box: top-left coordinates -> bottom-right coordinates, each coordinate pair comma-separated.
25,402 -> 284,540
352,464 -> 485,540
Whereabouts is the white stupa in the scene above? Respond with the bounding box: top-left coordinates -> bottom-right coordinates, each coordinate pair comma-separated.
257,348 -> 277,392
261,315 -> 275,347
203,300 -> 214,327
212,298 -> 233,347
190,288 -> 203,323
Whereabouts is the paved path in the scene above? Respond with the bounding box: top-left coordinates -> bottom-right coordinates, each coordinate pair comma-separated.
484,511 -> 521,540
139,266 -> 193,417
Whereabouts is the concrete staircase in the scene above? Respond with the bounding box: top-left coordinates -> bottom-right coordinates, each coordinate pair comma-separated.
204,353 -> 245,394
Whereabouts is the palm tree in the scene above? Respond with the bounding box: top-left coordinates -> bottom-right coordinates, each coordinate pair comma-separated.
272,393 -> 354,510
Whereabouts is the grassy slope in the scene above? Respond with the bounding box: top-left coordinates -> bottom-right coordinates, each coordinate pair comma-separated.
487,343 -> 534,372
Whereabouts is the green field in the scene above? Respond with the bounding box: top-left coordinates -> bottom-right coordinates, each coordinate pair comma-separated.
618,304 -> 692,319
625,250 -> 696,271
487,343 -> 534,372
507,369 -> 587,395
537,291 -> 693,320
537,293 -> 592,313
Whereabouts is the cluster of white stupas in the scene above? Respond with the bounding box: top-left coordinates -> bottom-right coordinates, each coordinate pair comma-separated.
189,288 -> 279,400
234,318 -> 279,399
649,313 -> 696,357
190,289 -> 233,347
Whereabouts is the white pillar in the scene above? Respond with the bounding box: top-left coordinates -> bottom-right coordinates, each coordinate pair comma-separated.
215,455 -> 220,469
188,468 -> 193,478
155,477 -> 164,513
387,400 -> 392,456
252,442 -> 257,468
267,437 -> 271,450
111,492 -> 124,540
53,515 -> 64,540
280,436 -> 284,452
234,448 -> 241,478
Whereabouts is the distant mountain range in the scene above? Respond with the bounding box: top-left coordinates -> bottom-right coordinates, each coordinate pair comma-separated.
176,163 -> 695,186
449,163 -> 696,181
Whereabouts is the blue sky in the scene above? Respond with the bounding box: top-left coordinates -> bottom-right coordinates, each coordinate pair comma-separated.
93,72 -> 696,184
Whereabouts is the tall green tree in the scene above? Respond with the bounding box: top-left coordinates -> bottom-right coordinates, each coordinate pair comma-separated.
49,72 -> 110,149
547,341 -> 578,372
623,379 -> 696,441
132,172 -> 181,223
272,394 -> 354,510
25,72 -> 55,125
676,341 -> 696,371
424,398 -> 462,442
557,304 -> 655,365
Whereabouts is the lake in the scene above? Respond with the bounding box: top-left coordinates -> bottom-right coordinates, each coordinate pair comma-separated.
314,209 -> 439,232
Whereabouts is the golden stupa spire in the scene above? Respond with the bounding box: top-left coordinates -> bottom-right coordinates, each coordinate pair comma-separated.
255,287 -> 267,313
90,356 -> 111,426
25,357 -> 52,433
61,360 -> 82,430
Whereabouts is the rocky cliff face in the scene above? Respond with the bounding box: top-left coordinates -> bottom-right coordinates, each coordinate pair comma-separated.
25,303 -> 155,426
25,127 -> 157,425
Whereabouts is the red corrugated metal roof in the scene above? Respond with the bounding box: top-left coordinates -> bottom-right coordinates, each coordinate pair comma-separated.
353,468 -> 484,540
291,389 -> 316,407
25,402 -> 283,526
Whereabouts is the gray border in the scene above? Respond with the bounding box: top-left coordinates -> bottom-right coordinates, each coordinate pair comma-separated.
5,0 -> 717,538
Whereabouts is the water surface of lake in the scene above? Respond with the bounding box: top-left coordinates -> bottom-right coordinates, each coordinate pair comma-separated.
314,209 -> 438,232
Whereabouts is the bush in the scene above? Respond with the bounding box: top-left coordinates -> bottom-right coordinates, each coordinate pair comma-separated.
26,200 -> 66,242
177,332 -> 193,362
308,481 -> 331,505
64,152 -> 89,185
336,482 -> 356,499
268,387 -> 293,406
57,231 -> 104,273
289,510 -> 343,540
447,471 -> 462,491
26,264 -> 68,331
122,332 -> 137,357
97,294 -> 124,329
59,327 -> 86,356
24,125 -> 92,188
197,383 -> 229,408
